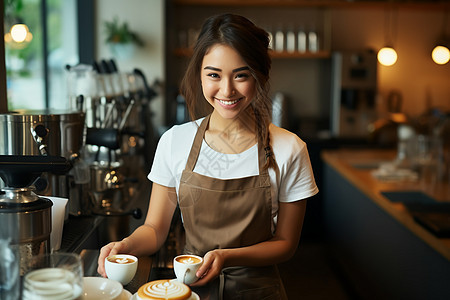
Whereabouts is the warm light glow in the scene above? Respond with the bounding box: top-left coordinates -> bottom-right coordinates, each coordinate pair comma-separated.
377,46 -> 398,66
10,24 -> 29,43
431,45 -> 450,65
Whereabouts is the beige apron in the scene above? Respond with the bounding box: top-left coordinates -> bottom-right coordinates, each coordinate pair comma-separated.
178,115 -> 287,300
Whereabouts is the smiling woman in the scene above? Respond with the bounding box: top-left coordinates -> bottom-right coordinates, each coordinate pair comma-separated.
97,13 -> 318,300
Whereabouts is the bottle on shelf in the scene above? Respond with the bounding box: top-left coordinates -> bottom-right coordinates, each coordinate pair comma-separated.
275,27 -> 285,52
308,30 -> 319,53
286,27 -> 296,53
297,27 -> 307,53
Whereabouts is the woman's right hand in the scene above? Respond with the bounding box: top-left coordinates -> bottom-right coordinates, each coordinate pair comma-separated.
97,239 -> 131,277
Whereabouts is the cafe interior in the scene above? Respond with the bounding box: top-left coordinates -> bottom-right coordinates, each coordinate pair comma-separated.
1,0 -> 449,299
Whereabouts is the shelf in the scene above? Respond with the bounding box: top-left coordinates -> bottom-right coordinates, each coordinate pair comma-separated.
174,0 -> 449,10
270,50 -> 331,59
174,48 -> 331,59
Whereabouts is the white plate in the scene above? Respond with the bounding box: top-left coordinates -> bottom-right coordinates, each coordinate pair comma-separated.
82,277 -> 123,299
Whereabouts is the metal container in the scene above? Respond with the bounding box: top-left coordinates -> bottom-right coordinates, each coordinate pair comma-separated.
0,189 -> 52,275
0,109 -> 85,158
0,110 -> 85,198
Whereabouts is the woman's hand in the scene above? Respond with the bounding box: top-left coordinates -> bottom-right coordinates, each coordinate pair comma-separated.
97,239 -> 130,277
190,250 -> 225,286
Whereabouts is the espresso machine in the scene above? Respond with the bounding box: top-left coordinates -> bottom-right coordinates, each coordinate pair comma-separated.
66,60 -> 157,217
0,155 -> 71,277
0,109 -> 86,217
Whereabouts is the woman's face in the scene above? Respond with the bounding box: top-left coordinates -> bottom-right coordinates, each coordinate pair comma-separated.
201,44 -> 256,120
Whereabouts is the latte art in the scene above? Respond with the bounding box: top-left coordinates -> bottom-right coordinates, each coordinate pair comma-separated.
182,257 -> 194,264
175,255 -> 202,265
137,280 -> 191,300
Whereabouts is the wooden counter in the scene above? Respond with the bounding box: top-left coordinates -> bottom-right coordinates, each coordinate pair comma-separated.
322,148 -> 450,260
321,149 -> 450,299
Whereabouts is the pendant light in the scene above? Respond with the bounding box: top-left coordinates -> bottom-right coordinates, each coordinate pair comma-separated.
431,11 -> 449,65
4,17 -> 33,49
378,7 -> 398,67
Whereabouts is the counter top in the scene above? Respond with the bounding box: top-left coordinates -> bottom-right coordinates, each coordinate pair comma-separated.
321,148 -> 450,261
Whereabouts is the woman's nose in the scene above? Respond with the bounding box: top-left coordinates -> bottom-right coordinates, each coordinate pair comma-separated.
221,79 -> 235,98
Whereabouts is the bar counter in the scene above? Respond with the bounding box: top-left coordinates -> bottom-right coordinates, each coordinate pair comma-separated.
322,148 -> 450,299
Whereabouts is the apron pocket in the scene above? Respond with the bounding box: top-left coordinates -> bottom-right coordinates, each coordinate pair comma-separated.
236,285 -> 282,300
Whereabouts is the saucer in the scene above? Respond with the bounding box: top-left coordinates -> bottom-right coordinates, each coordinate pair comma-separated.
119,289 -> 132,300
82,277 -> 123,299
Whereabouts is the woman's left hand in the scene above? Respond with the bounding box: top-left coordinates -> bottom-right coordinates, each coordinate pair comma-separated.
190,250 -> 224,286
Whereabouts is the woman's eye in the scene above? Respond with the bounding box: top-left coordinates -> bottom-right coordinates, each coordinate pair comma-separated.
207,73 -> 220,79
235,73 -> 250,80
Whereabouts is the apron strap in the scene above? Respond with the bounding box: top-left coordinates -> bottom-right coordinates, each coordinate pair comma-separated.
185,115 -> 211,171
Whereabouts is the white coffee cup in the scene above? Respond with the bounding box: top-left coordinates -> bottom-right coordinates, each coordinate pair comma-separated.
105,254 -> 138,285
173,254 -> 203,285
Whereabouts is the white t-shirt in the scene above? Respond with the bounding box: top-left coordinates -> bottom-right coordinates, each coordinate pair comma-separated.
148,118 -> 319,227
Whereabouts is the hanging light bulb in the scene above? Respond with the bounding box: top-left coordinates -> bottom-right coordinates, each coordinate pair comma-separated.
4,22 -> 33,49
431,12 -> 449,65
378,8 -> 398,67
432,44 -> 450,65
10,24 -> 30,43
378,46 -> 398,66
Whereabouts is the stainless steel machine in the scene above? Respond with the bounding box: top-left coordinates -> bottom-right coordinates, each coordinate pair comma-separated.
0,155 -> 71,275
330,49 -> 378,138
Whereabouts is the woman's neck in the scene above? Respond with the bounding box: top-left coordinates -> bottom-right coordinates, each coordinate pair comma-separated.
205,109 -> 257,154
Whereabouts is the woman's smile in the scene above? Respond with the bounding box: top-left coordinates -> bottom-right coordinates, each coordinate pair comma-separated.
216,97 -> 244,107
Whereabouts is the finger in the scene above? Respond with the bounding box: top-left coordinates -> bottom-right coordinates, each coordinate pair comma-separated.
97,242 -> 117,277
195,258 -> 212,278
190,271 -> 216,287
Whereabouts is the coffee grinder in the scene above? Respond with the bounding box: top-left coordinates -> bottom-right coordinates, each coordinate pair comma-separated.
0,155 -> 71,275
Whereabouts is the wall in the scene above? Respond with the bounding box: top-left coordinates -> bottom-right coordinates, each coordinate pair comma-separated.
95,0 -> 165,127
331,7 -> 450,117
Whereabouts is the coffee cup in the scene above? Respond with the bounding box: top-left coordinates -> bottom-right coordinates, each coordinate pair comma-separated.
173,254 -> 203,285
104,254 -> 138,285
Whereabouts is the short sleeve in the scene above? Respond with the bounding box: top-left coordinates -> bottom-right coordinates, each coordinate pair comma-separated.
276,133 -> 319,203
148,128 -> 177,187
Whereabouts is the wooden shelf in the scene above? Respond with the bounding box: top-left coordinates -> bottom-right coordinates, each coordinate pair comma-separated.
174,0 -> 449,10
175,48 -> 331,59
270,50 -> 331,59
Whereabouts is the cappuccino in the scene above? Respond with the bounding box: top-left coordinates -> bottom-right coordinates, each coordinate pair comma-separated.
175,255 -> 202,265
105,254 -> 138,285
173,254 -> 203,285
107,256 -> 135,264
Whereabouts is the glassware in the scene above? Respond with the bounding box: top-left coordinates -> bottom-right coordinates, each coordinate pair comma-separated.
22,252 -> 83,300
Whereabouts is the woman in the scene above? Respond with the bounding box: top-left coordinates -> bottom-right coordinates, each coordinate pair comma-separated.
98,14 -> 318,299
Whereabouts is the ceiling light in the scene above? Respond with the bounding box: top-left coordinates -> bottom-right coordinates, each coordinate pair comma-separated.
432,44 -> 450,65
378,8 -> 398,67
378,46 -> 398,66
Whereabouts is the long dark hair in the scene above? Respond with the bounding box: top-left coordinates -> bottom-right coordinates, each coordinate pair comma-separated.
180,14 -> 275,169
